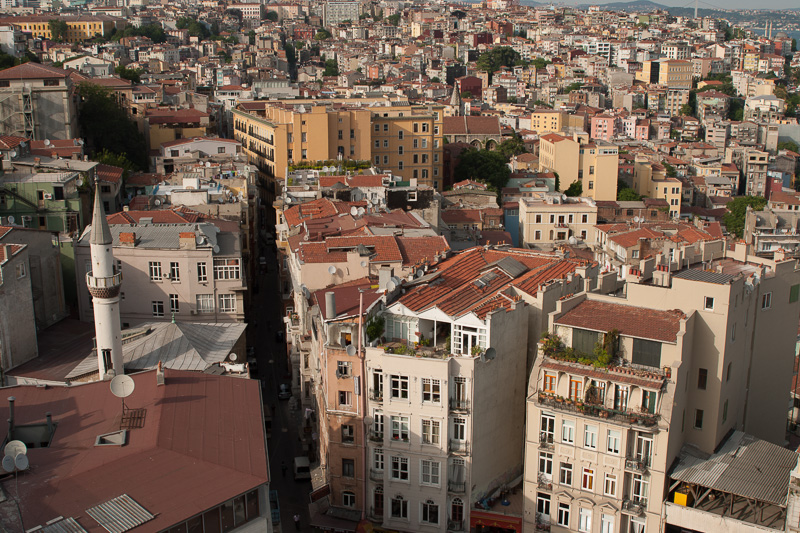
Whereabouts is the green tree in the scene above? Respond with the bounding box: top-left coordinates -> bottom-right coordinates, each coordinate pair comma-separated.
564,181 -> 583,196
679,103 -> 693,116
453,149 -> 511,192
387,13 -> 401,26
792,38 -> 797,53
476,46 -> 521,74
662,162 -> 677,177
531,57 -> 551,70
723,196 -> 767,238
729,98 -> 744,121
564,81 -> 583,93
111,24 -> 167,43
248,30 -> 256,45
115,65 -> 142,83
460,90 -> 472,99
176,17 -> 210,39
430,76 -> 441,83
617,188 -> 641,201
496,136 -> 526,159
314,29 -> 332,40
265,10 -> 278,21
76,83 -> 147,170
778,140 -> 799,153
48,20 -> 69,42
323,58 -> 339,77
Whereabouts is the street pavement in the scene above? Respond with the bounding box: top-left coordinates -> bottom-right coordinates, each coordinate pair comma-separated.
249,239 -> 314,532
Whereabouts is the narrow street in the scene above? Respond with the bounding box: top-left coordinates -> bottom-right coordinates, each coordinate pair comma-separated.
249,238 -> 313,532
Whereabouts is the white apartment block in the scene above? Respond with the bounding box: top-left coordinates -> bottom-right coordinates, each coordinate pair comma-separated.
324,0 -> 360,27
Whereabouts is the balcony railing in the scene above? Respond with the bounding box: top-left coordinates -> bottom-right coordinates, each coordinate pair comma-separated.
539,433 -> 554,449
536,393 -> 660,428
369,468 -> 384,482
537,474 -> 552,491
625,456 -> 651,473
622,497 -> 647,515
449,439 -> 469,454
448,519 -> 464,531
370,389 -> 384,402
86,271 -> 123,289
369,506 -> 383,521
448,480 -> 466,493
368,429 -> 384,442
450,398 -> 470,412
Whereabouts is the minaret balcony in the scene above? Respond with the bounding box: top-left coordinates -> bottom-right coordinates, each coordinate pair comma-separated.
86,271 -> 123,298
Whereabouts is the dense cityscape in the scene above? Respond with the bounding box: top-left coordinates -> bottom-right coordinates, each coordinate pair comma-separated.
0,0 -> 800,532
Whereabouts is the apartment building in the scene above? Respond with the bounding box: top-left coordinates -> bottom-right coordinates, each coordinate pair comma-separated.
0,15 -> 123,43
524,247 -> 800,533
75,218 -> 246,326
519,193 -> 598,248
636,59 -> 692,89
0,240 -> 37,370
530,110 -> 567,135
632,157 -> 682,218
324,0 -> 361,26
538,133 -> 619,202
739,147 -> 770,197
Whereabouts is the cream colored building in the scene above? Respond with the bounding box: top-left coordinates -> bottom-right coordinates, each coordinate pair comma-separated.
530,110 -> 567,135
523,245 -> 800,532
519,193 -> 598,247
538,133 -> 619,201
632,157 -> 683,218
636,59 -> 692,89
75,222 -> 246,326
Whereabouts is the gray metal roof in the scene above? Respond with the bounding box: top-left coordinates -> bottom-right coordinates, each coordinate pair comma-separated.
670,431 -> 799,507
85,494 -> 154,533
66,322 -> 246,379
672,268 -> 735,285
78,223 -> 220,251
37,517 -> 88,533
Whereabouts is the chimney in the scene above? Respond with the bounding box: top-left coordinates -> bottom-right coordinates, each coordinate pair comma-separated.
119,232 -> 137,246
325,291 -> 336,320
379,266 -> 392,290
179,232 -> 197,250
7,396 -> 15,440
156,360 -> 165,386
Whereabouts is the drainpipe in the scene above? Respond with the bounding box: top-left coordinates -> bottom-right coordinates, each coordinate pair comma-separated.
358,290 -> 367,521
7,396 -> 15,441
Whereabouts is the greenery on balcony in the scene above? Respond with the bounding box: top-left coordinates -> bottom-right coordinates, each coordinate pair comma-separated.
536,391 -> 659,427
288,159 -> 372,172
539,330 -> 618,368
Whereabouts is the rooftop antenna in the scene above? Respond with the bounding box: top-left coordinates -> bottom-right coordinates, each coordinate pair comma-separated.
110,374 -> 135,427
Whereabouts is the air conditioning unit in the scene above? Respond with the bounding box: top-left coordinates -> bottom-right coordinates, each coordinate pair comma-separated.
163,273 -> 171,280
43,193 -> 53,200
22,215 -> 32,222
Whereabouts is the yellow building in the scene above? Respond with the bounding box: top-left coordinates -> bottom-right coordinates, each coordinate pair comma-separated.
0,15 -> 123,43
538,132 -> 618,201
636,59 -> 692,89
529,110 -> 566,134
632,156 -> 682,218
233,100 -> 443,196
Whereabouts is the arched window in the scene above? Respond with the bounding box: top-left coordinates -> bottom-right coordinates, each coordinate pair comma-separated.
342,491 -> 356,508
373,486 -> 384,516
451,497 -> 464,522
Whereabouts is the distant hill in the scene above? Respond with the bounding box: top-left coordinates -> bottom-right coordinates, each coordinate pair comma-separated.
576,0 -> 668,11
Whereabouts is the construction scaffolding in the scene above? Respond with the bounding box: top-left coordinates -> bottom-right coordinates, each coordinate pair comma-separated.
0,84 -> 36,140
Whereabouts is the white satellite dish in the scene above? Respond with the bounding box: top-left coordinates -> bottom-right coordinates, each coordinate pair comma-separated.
78,139 -> 84,146
14,454 -> 28,471
350,206 -> 358,216
390,276 -> 401,287
4,441 -> 25,458
154,198 -> 162,206
213,245 -> 220,254
346,345 -> 356,356
285,197 -> 292,204
415,269 -> 424,278
229,353 -> 238,361
10,150 -> 16,158
328,265 -> 337,275
360,260 -> 367,268
568,236 -> 578,244
75,176 -> 84,186
386,279 -> 397,292
357,207 -> 365,216
6,215 -> 15,225
304,184 -> 310,191
206,162 -> 211,168
44,139 -> 50,146
1,456 -> 14,473
109,375 -> 135,398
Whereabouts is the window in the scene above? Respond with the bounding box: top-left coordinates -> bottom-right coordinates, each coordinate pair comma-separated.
350,129 -> 355,139
614,384 -> 629,411
422,419 -> 440,445
559,462 -> 572,486
791,284 -> 800,303
632,473 -> 649,504
572,328 -> 600,356
338,390 -> 352,407
197,262 -> 207,282
398,130 -> 404,140
539,451 -> 553,477
578,508 -> 592,532
541,414 -> 555,442
383,155 -> 389,164
398,161 -> 403,170
695,409 -> 704,429
631,517 -> 646,533
451,498 -> 464,523
169,261 -> 180,281
169,294 -> 179,313
218,294 -> 236,313
337,361 -> 351,377
421,460 -> 440,486
602,472 -> 618,497
581,214 -> 588,223
149,261 -> 162,281
413,123 -> 419,133
342,458 -> 355,477
342,424 -> 354,443
390,375 -> 409,399
152,301 -> 164,317
762,292 -> 772,309
196,294 -> 213,313
374,448 -> 384,470
607,429 -> 620,454
398,146 -> 404,155
584,425 -> 597,449
301,132 -> 307,142
375,140 -> 380,148
562,420 -> 575,444
422,378 -> 441,402
213,258 -> 240,280
569,378 -> 583,402
453,417 -> 466,441
557,502 -> 570,527
374,124 -> 380,132
383,124 -> 389,132
537,493 -> 551,517
581,468 -> 594,491
422,123 -> 429,132
601,514 -> 615,533
15,262 -> 26,279
704,296 -> 714,310
342,491 -> 356,507
421,500 -> 438,524
727,362 -> 732,382
391,496 -> 407,518
642,390 -> 657,414
632,338 -> 661,368
391,456 -> 409,480
698,368 -> 708,390
543,372 -> 556,393
383,139 -> 389,148
391,416 -> 409,441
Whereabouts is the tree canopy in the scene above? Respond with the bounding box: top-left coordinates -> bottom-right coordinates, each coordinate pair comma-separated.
476,46 -> 521,74
453,148 -> 510,192
265,11 -> 278,21
48,20 -> 69,42
723,196 -> 767,238
314,29 -> 332,40
176,17 -> 210,39
564,181 -> 583,196
778,140 -> 799,153
323,58 -> 339,77
111,23 -> 167,43
496,136 -> 526,160
115,65 -> 142,83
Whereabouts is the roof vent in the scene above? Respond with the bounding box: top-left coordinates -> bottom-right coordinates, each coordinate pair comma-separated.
94,429 -> 128,447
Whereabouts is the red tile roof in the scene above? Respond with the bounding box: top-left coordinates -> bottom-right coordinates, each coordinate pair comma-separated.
0,135 -> 27,150
145,108 -> 209,124
96,163 -> 124,184
555,299 -> 684,343
442,116 -> 501,135
0,242 -> 24,265
107,208 -> 200,225
0,62 -> 67,80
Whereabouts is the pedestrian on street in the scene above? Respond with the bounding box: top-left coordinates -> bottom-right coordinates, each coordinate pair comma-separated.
281,460 -> 287,478
293,514 -> 301,530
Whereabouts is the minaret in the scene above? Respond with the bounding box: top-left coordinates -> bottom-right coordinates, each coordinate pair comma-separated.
86,178 -> 124,379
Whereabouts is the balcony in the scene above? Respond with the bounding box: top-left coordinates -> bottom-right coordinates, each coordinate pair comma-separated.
448,480 -> 466,494
622,497 -> 647,515
368,429 -> 384,442
86,271 -> 123,290
449,439 -> 469,455
625,456 -> 651,473
369,389 -> 383,402
449,398 -> 470,412
536,392 -> 660,428
537,474 -> 552,491
539,433 -> 554,449
448,519 -> 464,531
369,468 -> 384,482
368,507 -> 383,521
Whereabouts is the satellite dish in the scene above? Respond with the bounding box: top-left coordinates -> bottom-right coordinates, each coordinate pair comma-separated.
4,441 -> 26,458
229,353 -> 238,361
75,176 -> 84,186
10,150 -> 16,158
304,185 -> 310,191
484,347 -> 496,361
390,276 -> 401,286
360,260 -> 367,268
78,139 -> 84,146
206,161 -> 211,168
415,269 -> 424,278
213,245 -> 220,254
154,198 -> 162,206
285,197 -> 292,204
1,456 -> 14,473
346,345 -> 356,356
386,279 -> 397,292
302,285 -> 311,299
569,236 -> 578,244
109,375 -> 135,398
350,206 -> 358,216
44,139 -> 50,146
14,454 -> 28,471
218,197 -> 225,204
7,215 -> 14,225
357,207 -> 365,216
328,265 -> 337,275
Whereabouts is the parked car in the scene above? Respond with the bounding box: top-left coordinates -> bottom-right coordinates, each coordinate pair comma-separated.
278,384 -> 292,400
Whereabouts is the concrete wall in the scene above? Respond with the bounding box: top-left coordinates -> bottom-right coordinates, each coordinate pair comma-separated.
0,247 -> 38,371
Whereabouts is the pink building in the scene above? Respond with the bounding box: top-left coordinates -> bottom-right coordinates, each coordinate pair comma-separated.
590,114 -> 617,141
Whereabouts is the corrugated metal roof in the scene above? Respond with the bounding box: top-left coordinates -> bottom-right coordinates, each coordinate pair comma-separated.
672,269 -> 735,285
77,223 -> 220,251
86,494 -> 154,533
670,431 -> 799,507
37,517 -> 88,533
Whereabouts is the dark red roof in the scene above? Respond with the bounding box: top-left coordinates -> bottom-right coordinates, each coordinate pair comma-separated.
555,299 -> 684,343
107,208 -> 200,225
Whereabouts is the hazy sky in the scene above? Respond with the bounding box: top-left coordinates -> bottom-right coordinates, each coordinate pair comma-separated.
585,0 -> 799,10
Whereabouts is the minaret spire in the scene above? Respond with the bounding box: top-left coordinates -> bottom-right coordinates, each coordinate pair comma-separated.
86,178 -> 124,379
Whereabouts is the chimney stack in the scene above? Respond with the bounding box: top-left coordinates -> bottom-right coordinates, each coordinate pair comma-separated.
179,232 -> 197,250
7,396 -> 15,441
325,291 -> 336,320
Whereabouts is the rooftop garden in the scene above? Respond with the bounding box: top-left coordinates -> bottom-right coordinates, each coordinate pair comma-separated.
539,329 -> 618,368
